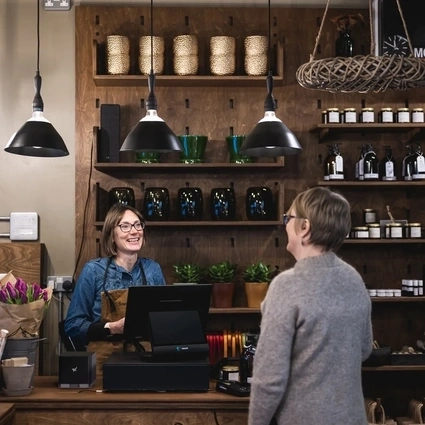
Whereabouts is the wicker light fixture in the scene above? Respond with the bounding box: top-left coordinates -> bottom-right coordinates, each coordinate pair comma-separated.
5,0 -> 69,157
240,0 -> 302,157
296,0 -> 425,93
120,0 -> 182,153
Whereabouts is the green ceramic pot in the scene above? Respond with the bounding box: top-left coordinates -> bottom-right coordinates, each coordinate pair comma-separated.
226,135 -> 255,164
178,135 -> 208,164
136,152 -> 160,163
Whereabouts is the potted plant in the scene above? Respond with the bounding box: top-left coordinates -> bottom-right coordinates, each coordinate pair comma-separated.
207,261 -> 237,308
243,262 -> 273,308
172,263 -> 205,284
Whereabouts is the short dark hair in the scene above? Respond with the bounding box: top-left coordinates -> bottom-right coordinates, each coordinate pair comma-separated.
290,186 -> 351,252
101,204 -> 146,256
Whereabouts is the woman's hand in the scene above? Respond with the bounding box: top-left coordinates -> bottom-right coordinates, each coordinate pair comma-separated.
109,317 -> 125,335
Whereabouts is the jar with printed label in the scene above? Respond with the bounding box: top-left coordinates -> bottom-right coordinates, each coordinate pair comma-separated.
326,108 -> 340,124
379,108 -> 393,123
388,222 -> 403,238
412,108 -> 424,123
344,108 -> 356,124
360,108 -> 374,123
368,223 -> 380,239
406,223 -> 422,238
397,108 -> 410,123
354,226 -> 369,238
363,208 -> 376,224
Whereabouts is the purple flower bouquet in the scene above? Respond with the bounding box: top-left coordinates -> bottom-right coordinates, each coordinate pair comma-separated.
0,272 -> 52,339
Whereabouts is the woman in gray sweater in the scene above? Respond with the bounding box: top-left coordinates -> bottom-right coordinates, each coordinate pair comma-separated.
248,186 -> 373,425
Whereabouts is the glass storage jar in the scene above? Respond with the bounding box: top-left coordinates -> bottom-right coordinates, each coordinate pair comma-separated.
397,108 -> 410,123
412,108 -> 424,123
360,107 -> 374,123
368,223 -> 380,238
379,108 -> 393,123
344,108 -> 356,123
326,108 -> 340,124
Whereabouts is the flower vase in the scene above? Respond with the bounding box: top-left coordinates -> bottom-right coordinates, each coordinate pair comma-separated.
335,30 -> 353,57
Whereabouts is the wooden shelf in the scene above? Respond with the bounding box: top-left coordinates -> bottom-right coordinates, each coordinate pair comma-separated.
94,161 -> 284,172
93,40 -> 284,88
95,220 -> 282,228
344,239 -> 425,244
371,296 -> 425,302
310,123 -> 425,143
318,181 -> 425,187
209,308 -> 261,314
362,365 -> 425,371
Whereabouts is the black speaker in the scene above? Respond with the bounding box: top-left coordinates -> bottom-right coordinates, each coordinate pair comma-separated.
99,104 -> 120,163
58,352 -> 96,388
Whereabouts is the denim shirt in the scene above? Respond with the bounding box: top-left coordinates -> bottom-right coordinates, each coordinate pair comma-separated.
65,256 -> 166,344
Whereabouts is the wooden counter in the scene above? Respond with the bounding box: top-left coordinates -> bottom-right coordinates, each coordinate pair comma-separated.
1,376 -> 249,425
0,404 -> 14,425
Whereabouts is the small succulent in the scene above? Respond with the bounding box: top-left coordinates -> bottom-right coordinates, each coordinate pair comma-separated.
173,263 -> 205,284
207,261 -> 237,283
243,262 -> 273,283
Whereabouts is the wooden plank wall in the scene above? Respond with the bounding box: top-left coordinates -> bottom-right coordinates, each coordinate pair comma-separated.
75,5 -> 425,416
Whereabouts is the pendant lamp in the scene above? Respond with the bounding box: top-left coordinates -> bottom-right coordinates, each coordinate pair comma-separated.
120,0 -> 182,153
5,0 -> 69,157
240,0 -> 302,157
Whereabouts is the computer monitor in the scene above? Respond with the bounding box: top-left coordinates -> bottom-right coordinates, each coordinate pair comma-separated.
123,284 -> 212,360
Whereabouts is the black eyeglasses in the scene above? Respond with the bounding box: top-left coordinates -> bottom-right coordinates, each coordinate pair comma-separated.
116,222 -> 145,233
282,214 -> 300,226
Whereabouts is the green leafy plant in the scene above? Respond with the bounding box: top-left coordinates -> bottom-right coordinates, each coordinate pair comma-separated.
207,261 -> 237,283
243,262 -> 273,283
173,263 -> 205,283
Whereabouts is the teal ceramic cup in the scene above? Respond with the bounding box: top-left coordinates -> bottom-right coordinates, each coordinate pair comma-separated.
136,152 -> 160,163
178,135 -> 208,164
226,135 -> 255,163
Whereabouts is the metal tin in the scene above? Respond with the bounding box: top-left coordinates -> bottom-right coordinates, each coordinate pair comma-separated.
412,108 -> 424,123
379,107 -> 393,123
397,107 -> 410,123
360,107 -> 374,123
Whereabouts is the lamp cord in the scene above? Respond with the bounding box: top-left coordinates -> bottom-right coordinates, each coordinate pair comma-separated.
264,0 -> 275,112
146,0 -> 157,111
33,0 -> 43,112
37,0 -> 40,74
268,0 -> 271,74
150,0 -> 153,74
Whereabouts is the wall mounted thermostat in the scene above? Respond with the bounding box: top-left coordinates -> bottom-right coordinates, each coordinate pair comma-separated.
44,0 -> 71,11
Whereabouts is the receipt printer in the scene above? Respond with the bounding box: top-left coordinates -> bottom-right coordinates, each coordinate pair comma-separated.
58,352 -> 96,388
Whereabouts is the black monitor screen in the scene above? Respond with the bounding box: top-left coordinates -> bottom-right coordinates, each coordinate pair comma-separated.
123,284 -> 212,343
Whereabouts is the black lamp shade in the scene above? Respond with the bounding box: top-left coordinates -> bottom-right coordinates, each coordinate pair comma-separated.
240,119 -> 302,157
5,119 -> 69,157
120,119 -> 183,153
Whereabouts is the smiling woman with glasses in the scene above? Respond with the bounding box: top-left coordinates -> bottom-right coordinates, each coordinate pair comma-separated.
65,203 -> 165,373
248,187 -> 373,425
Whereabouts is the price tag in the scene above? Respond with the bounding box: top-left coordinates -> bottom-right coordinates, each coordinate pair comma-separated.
336,155 -> 343,172
418,155 -> 425,172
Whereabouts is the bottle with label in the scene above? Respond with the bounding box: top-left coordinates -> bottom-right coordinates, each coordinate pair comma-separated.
355,145 -> 366,181
380,145 -> 397,181
412,144 -> 425,180
402,145 -> 415,181
363,144 -> 379,181
324,144 -> 344,181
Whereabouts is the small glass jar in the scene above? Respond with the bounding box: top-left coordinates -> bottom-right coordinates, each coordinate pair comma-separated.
412,108 -> 424,123
363,208 -> 376,224
407,223 -> 422,238
379,107 -> 394,123
327,108 -> 340,124
368,223 -> 380,238
389,222 -> 403,238
354,226 -> 369,238
360,107 -> 374,123
221,365 -> 239,381
397,107 -> 410,123
344,108 -> 357,124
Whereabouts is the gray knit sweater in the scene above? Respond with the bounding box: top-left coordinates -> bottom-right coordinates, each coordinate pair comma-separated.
248,252 -> 372,425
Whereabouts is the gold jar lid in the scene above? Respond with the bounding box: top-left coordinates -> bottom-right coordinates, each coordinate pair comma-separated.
381,107 -> 393,111
362,107 -> 374,112
367,223 -> 380,228
222,365 -> 239,371
354,226 -> 369,231
344,108 -> 356,112
412,108 -> 424,112
397,108 -> 409,112
389,222 -> 402,227
408,223 -> 421,227
327,108 -> 339,112
363,208 -> 375,212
